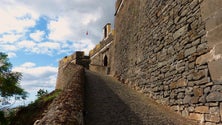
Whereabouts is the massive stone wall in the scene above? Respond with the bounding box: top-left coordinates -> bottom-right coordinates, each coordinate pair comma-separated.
112,0 -> 222,124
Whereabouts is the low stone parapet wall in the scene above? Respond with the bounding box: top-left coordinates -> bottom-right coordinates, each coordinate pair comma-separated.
89,64 -> 109,75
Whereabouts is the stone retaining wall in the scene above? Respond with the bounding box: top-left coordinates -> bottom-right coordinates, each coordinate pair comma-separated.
37,64 -> 85,125
112,0 -> 222,124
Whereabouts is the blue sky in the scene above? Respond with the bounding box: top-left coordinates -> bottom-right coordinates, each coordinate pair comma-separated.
0,0 -> 115,105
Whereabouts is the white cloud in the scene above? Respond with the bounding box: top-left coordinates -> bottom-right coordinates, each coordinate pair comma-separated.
81,9 -> 102,26
30,30 -> 45,42
0,45 -> 18,51
73,39 -> 95,55
48,17 -> 73,41
0,2 -> 38,34
21,62 -> 36,68
0,0 -> 116,55
7,52 -> 17,58
38,42 -> 60,50
0,33 -> 22,43
18,40 -> 36,49
13,62 -> 58,91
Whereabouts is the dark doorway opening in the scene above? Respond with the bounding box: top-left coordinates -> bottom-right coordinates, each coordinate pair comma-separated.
104,55 -> 108,66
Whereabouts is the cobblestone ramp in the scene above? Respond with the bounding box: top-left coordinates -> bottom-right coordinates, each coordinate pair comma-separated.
84,70 -> 198,125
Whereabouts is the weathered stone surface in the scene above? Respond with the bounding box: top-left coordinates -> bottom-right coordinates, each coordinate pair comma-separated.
204,87 -> 211,94
205,114 -> 220,123
193,87 -> 203,97
205,10 -> 222,32
205,122 -> 217,125
199,96 -> 206,103
192,70 -> 206,80
184,95 -> 192,104
39,64 -> 85,125
195,106 -> 209,113
182,109 -> 189,117
185,46 -> 196,57
206,92 -> 222,102
196,52 -> 213,65
173,25 -> 188,39
220,103 -> 222,119
109,0 -> 220,124
170,78 -> 187,89
211,85 -> 222,92
209,107 -> 220,115
208,59 -> 222,82
201,0 -> 222,20
191,97 -> 199,104
207,25 -> 222,48
189,113 -> 203,121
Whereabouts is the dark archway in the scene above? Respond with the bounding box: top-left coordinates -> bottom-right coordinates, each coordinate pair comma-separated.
104,55 -> 108,66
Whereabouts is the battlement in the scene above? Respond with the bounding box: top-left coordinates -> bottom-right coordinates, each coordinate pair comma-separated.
59,51 -> 89,68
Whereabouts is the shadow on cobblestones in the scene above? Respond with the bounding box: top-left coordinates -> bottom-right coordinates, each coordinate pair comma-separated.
84,70 -> 198,125
84,70 -> 143,125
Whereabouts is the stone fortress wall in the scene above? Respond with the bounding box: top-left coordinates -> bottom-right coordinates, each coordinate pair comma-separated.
54,0 -> 222,124
56,51 -> 89,90
90,0 -> 222,124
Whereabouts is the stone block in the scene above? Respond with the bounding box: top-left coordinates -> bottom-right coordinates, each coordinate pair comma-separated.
206,92 -> 222,102
173,25 -> 188,39
182,109 -> 189,117
185,46 -> 196,57
204,87 -> 211,94
205,122 -> 217,125
189,113 -> 204,121
192,70 -> 206,80
212,85 -> 222,92
208,59 -> 222,82
176,51 -> 185,60
183,95 -> 192,104
193,87 -> 203,97
177,92 -> 184,99
209,107 -> 220,115
195,106 -> 209,113
209,102 -> 219,107
191,97 -> 199,104
170,78 -> 187,89
199,95 -> 206,103
205,114 -> 220,123
194,77 -> 210,85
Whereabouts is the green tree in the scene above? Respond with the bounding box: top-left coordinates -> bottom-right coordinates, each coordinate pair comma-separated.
0,52 -> 27,124
0,52 -> 27,98
36,89 -> 48,98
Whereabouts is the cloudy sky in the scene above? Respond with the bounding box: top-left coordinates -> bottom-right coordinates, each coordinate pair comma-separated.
0,0 -> 116,104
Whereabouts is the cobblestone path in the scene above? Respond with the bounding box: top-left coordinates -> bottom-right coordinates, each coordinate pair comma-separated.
84,70 -> 198,125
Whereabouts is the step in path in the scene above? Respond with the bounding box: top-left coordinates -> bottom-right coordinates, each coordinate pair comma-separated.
84,70 -> 198,125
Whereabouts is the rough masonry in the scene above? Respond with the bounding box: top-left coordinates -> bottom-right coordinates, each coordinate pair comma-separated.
53,0 -> 222,124
90,0 -> 222,124
56,51 -> 89,90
